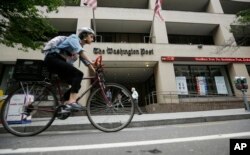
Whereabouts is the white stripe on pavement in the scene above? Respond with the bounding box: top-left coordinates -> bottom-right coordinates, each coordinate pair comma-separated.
1,132 -> 250,154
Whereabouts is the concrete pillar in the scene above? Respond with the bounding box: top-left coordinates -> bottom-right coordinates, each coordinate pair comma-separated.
80,0 -> 85,6
74,62 -> 92,106
227,63 -> 250,96
207,0 -> 224,13
154,62 -> 178,104
75,18 -> 93,106
208,0 -> 235,50
76,16 -> 92,33
148,0 -> 155,9
148,0 -> 168,43
152,18 -> 168,43
213,25 -> 236,46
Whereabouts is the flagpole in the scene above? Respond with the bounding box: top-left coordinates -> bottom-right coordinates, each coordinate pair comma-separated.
92,9 -> 97,42
149,11 -> 156,43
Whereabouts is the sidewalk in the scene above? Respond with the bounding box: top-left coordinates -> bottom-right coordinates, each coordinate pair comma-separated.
1,108 -> 250,133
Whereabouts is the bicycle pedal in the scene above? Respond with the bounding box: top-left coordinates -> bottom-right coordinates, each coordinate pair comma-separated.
57,110 -> 71,120
56,105 -> 72,120
58,109 -> 71,114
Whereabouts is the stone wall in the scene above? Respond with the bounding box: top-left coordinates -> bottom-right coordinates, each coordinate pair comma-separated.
145,102 -> 245,113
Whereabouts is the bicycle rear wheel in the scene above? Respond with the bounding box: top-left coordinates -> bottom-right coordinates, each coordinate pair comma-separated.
0,83 -> 58,136
87,83 -> 135,132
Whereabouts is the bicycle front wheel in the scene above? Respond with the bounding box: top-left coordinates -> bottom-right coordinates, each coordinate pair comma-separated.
87,83 -> 135,132
0,83 -> 58,136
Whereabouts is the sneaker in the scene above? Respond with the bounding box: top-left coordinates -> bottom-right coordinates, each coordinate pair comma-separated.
65,102 -> 86,112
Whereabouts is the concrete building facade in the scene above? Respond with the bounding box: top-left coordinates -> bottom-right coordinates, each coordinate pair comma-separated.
1,0 -> 250,112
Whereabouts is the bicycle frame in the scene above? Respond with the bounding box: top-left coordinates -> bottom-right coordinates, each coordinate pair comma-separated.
17,56 -> 110,110
77,73 -> 110,105
1,56 -> 135,136
51,66 -> 110,107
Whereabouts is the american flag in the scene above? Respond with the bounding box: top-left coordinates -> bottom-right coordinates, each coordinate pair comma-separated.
154,0 -> 164,21
83,0 -> 97,10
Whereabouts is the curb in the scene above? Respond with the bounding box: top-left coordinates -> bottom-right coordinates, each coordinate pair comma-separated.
128,114 -> 250,128
1,113 -> 250,134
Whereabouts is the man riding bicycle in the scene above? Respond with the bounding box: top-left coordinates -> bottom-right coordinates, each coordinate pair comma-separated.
44,27 -> 96,112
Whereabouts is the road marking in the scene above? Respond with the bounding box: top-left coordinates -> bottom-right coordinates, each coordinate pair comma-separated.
1,132 -> 250,154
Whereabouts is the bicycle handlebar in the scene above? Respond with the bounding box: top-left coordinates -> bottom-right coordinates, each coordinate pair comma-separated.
94,55 -> 103,72
95,55 -> 102,67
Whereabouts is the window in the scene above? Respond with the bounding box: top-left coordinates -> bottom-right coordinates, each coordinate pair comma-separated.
174,65 -> 232,95
246,65 -> 250,76
0,65 -> 15,94
96,32 -> 149,43
235,36 -> 250,46
168,35 -> 214,45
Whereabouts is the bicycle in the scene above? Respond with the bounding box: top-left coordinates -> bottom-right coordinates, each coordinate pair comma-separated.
0,56 -> 135,137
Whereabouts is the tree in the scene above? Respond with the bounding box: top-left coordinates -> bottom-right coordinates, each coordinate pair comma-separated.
0,0 -> 79,51
230,9 -> 250,46
236,9 -> 250,25
216,9 -> 250,53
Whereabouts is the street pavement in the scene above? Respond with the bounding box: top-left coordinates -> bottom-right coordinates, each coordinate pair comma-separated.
1,108 -> 249,133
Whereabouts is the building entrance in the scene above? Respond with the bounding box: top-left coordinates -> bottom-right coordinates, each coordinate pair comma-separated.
103,61 -> 157,107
